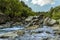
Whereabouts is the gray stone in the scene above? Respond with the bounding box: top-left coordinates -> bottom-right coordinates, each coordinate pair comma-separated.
43,17 -> 56,26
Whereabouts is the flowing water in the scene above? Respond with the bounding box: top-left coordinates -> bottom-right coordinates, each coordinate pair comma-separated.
19,26 -> 56,40
0,26 -> 59,40
0,26 -> 24,34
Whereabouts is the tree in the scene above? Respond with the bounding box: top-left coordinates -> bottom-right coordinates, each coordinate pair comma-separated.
51,6 -> 60,20
0,0 -> 36,18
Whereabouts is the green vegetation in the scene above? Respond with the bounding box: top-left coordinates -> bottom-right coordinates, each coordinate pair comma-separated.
43,6 -> 60,20
0,0 -> 36,18
51,6 -> 60,20
0,0 -> 60,21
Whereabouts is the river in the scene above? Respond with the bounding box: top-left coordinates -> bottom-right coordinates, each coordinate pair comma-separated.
0,26 -> 59,40
0,26 -> 24,34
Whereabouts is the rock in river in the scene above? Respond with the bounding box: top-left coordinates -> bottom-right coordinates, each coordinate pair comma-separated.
44,17 -> 56,26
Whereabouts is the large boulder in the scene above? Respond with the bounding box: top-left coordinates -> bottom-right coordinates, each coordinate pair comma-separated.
26,25 -> 39,30
44,17 -> 56,26
48,19 -> 56,25
25,16 -> 33,22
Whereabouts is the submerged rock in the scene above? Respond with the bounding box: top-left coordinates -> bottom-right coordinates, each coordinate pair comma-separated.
26,25 -> 39,30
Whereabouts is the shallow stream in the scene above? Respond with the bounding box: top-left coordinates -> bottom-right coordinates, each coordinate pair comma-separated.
0,26 -> 59,40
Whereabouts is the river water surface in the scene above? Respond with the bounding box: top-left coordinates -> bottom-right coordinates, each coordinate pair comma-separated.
0,26 -> 59,40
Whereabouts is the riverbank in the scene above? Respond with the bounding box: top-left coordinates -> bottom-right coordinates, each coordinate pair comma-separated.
0,15 -> 60,40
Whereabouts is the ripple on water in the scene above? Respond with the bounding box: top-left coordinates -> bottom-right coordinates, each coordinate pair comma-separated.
0,26 -> 59,40
0,26 -> 24,34
18,26 -> 56,40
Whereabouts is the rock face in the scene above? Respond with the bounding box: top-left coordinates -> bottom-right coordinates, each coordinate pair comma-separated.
0,13 -> 11,28
43,17 -> 56,26
0,22 -> 13,28
25,16 -> 33,21
0,12 -> 11,24
48,19 -> 56,25
0,13 -> 7,24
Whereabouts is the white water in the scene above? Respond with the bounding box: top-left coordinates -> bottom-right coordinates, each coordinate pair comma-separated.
0,26 -> 24,34
0,26 -> 59,40
19,26 -> 55,40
